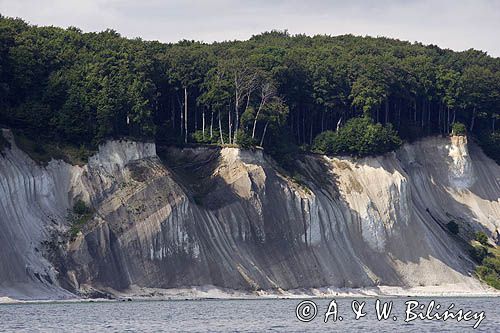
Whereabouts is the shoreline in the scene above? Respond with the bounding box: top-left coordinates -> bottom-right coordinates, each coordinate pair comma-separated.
2,284 -> 499,304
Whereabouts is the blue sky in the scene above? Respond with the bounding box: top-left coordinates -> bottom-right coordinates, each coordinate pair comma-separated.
1,0 -> 499,57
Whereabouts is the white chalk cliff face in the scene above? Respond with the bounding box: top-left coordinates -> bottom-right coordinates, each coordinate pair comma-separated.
0,128 -> 499,299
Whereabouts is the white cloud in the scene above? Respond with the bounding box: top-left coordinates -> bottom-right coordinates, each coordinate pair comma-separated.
1,0 -> 499,57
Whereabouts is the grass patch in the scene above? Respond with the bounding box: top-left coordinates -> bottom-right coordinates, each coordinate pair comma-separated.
67,200 -> 94,240
12,131 -> 94,166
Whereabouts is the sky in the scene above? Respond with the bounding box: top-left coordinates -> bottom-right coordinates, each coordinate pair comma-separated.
1,0 -> 499,57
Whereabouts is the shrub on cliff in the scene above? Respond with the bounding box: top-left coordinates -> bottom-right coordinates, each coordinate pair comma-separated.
68,200 -> 93,239
475,231 -> 489,246
313,117 -> 402,157
451,122 -> 467,136
312,130 -> 337,154
474,245 -> 500,290
191,129 -> 231,145
235,131 -> 258,149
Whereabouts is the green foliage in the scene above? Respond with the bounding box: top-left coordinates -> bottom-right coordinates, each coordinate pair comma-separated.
236,131 -> 258,149
191,130 -> 214,144
477,130 -> 500,164
0,16 -> 500,163
475,231 -> 489,246
12,131 -> 93,165
191,129 -> 226,145
13,131 -> 64,165
474,245 -> 500,290
451,122 -> 466,136
72,199 -> 92,215
471,243 -> 488,262
312,130 -> 336,154
265,127 -> 300,171
313,117 -> 402,157
446,221 -> 459,235
68,200 -> 93,239
483,256 -> 500,273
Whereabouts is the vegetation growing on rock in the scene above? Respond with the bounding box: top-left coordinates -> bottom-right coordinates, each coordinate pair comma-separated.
451,122 -> 467,136
68,200 -> 93,239
312,117 -> 402,156
12,131 -> 93,166
475,231 -> 489,246
474,243 -> 500,290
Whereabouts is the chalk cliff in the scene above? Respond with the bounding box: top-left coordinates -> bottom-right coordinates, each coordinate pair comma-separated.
0,129 -> 499,300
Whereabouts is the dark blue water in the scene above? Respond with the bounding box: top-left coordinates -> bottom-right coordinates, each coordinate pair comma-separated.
0,297 -> 498,332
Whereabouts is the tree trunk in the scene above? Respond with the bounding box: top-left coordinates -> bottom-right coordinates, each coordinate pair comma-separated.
421,99 -> 425,128
470,106 -> 476,132
414,99 -> 417,123
244,94 -> 251,133
438,103 -> 442,134
260,121 -> 269,147
177,93 -> 183,135
218,110 -> 224,145
296,109 -> 300,142
302,108 -> 306,144
184,87 -> 188,143
171,96 -> 175,131
397,99 -> 401,129
447,107 -> 450,134
336,117 -> 342,131
194,103 -> 198,132
233,107 -> 239,144
251,106 -> 262,140
202,107 -> 205,140
385,98 -> 389,124
309,117 -> 313,144
228,106 -> 232,144
210,110 -> 214,139
233,83 -> 240,144
427,101 -> 431,133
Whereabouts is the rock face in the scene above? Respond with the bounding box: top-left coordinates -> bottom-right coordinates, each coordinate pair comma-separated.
0,128 -> 499,299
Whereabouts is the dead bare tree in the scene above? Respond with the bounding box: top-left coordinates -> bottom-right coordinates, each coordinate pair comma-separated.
232,65 -> 258,144
252,81 -> 275,139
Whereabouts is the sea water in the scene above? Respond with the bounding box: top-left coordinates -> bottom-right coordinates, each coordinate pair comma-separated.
0,297 -> 498,332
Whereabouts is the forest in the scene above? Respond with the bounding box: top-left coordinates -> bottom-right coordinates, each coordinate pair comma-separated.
1,15 -> 499,163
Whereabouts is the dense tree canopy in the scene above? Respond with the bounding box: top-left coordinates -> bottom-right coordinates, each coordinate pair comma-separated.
1,16 -> 499,161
